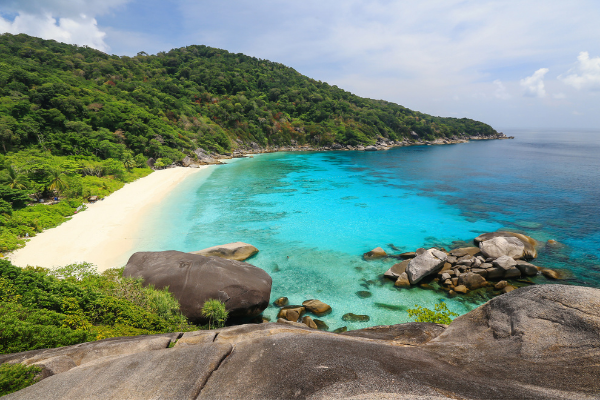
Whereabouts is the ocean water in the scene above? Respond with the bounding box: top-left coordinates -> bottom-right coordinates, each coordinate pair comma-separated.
136,130 -> 600,330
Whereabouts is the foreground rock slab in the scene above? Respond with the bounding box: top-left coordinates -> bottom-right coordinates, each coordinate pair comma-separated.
124,251 -> 272,323
5,285 -> 600,399
190,241 -> 259,261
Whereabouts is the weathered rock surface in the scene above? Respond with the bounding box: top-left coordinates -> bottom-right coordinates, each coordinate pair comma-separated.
341,322 -> 447,345
458,272 -> 487,289
5,285 -> 600,399
190,241 -> 259,261
479,236 -> 525,259
493,255 -> 517,270
123,251 -> 272,323
394,272 -> 411,287
406,248 -> 447,284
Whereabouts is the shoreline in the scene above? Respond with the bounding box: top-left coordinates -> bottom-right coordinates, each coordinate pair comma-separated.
8,166 -> 208,272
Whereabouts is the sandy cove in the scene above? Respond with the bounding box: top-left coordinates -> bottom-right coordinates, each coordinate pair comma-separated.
8,166 -> 208,272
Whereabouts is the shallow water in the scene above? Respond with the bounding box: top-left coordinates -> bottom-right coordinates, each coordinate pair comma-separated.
136,130 -> 600,330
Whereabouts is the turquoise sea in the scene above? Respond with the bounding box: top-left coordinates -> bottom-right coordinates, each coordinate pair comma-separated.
135,130 -> 600,330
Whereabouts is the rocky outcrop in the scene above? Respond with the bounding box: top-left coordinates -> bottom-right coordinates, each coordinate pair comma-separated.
6,285 -> 600,399
479,236 -> 525,259
406,248 -> 447,284
123,251 -> 272,323
475,231 -> 538,259
190,241 -> 259,261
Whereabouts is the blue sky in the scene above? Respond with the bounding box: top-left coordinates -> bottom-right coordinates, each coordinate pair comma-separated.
1,0 -> 599,131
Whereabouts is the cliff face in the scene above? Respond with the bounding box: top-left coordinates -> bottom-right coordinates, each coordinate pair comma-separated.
3,284 -> 599,399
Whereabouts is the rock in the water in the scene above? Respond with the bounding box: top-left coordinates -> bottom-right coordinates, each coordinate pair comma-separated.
398,251 -> 416,259
502,285 -> 516,293
301,316 -> 318,329
332,326 -> 348,333
479,237 -> 525,259
458,272 -> 487,290
406,248 -> 447,284
285,310 -> 300,322
541,268 -> 560,279
342,313 -> 370,322
384,260 -> 409,280
355,291 -> 372,298
487,267 -> 505,280
302,299 -> 332,316
277,305 -> 306,320
504,267 -> 521,279
313,319 -> 329,331
394,272 -> 411,287
190,242 -> 258,261
515,261 -> 539,276
273,297 -> 289,307
494,280 -> 508,290
450,247 -> 480,257
123,251 -> 271,323
454,285 -> 468,294
475,231 -> 538,259
363,247 -> 387,260
493,255 -> 518,270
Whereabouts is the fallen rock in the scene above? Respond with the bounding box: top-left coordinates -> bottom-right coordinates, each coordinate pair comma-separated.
363,247 -> 387,260
406,248 -> 447,284
302,299 -> 332,316
504,267 -> 521,279
458,272 -> 487,290
383,260 -> 409,280
479,237 -> 525,259
342,313 -> 370,322
301,316 -> 318,329
313,319 -> 329,331
449,247 -> 480,257
332,326 -> 348,333
190,242 -> 259,261
123,251 -> 271,323
502,285 -> 516,293
398,251 -> 416,259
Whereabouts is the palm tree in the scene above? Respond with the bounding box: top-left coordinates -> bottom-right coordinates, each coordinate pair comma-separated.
47,169 -> 68,194
1,165 -> 27,190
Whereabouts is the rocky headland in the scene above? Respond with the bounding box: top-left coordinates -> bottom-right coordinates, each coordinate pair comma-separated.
3,284 -> 599,399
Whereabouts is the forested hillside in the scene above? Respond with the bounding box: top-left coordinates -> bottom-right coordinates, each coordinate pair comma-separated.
0,33 -> 499,252
0,33 -> 498,159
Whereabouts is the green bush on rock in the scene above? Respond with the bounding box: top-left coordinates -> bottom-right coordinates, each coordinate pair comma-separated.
407,302 -> 458,325
201,299 -> 228,329
0,363 -> 42,396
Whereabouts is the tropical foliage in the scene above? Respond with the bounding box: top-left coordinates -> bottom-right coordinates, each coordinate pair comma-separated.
0,260 -> 196,355
407,302 -> 458,324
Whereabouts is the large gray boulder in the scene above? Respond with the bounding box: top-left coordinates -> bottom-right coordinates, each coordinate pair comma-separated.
406,248 -> 447,284
475,231 -> 538,259
6,285 -> 600,399
190,241 -> 259,261
123,251 -> 271,323
479,236 -> 525,259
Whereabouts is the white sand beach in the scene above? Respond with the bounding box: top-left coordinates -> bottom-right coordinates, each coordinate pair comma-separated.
8,166 -> 207,272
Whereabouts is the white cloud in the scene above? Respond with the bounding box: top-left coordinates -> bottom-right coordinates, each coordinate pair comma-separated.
520,68 -> 549,98
493,80 -> 511,99
553,93 -> 566,99
560,51 -> 600,90
0,0 -> 131,51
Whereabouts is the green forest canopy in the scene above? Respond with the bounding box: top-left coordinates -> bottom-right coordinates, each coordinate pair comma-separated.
0,33 -> 499,160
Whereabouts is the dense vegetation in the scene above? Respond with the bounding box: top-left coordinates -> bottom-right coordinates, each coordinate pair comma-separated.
0,363 -> 41,396
0,260 -> 196,354
0,33 -> 499,251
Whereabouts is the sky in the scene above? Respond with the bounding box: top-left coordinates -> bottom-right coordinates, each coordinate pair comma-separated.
1,0 -> 599,131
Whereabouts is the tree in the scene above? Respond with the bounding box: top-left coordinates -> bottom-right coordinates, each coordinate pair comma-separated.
122,153 -> 135,171
47,169 -> 68,194
201,299 -> 228,329
0,166 -> 27,190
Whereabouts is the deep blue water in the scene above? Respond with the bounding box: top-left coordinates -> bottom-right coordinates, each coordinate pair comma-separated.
136,130 -> 600,330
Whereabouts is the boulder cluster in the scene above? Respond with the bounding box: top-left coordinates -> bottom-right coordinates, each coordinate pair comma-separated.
273,297 -> 333,330
381,231 -> 560,295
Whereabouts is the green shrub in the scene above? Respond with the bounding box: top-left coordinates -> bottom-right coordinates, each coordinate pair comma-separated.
0,363 -> 42,396
201,299 -> 228,329
407,302 -> 458,325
